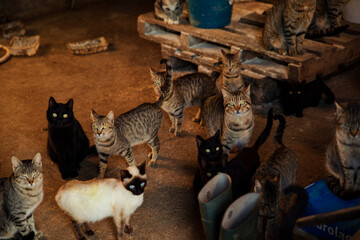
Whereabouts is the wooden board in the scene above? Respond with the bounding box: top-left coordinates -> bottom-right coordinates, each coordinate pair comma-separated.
137,1 -> 360,83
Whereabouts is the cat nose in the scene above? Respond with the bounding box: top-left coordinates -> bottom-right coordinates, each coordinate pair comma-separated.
28,179 -> 34,186
350,128 -> 358,137
97,129 -> 103,135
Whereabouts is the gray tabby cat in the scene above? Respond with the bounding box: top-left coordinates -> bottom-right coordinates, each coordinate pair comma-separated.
263,0 -> 316,56
91,97 -> 163,178
253,114 -> 298,240
326,101 -> 360,198
150,59 -> 216,136
0,153 -> 44,240
306,0 -> 350,38
154,0 -> 183,24
201,85 -> 254,155
216,49 -> 245,93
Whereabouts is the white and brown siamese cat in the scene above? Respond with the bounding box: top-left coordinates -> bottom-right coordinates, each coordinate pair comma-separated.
55,162 -> 147,240
154,0 -> 184,24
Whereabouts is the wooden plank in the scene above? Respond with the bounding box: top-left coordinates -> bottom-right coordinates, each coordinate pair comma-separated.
240,12 -> 266,27
242,57 -> 288,80
237,2 -> 273,14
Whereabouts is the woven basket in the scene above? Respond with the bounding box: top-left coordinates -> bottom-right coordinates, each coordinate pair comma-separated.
9,35 -> 40,56
66,36 -> 108,55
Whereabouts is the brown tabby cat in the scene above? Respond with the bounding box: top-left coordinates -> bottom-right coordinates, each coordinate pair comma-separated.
306,0 -> 350,38
253,114 -> 298,240
91,98 -> 163,178
154,0 -> 183,24
0,153 -> 44,240
263,0 -> 316,56
201,85 -> 254,155
326,101 -> 360,199
150,59 -> 216,136
216,49 -> 245,93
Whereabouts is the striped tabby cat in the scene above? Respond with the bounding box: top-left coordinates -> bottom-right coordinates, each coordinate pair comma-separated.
216,49 -> 245,93
263,0 -> 316,56
0,153 -> 44,240
91,98 -> 163,178
326,101 -> 360,199
306,0 -> 350,38
150,59 -> 216,136
201,85 -> 254,155
253,114 -> 298,240
154,0 -> 183,24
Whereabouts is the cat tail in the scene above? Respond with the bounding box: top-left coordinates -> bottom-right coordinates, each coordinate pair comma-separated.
160,58 -> 173,76
252,108 -> 273,150
273,114 -> 286,146
326,175 -> 360,200
277,185 -> 308,240
306,25 -> 349,39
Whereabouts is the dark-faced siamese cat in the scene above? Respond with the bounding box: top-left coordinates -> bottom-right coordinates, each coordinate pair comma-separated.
56,162 -> 147,240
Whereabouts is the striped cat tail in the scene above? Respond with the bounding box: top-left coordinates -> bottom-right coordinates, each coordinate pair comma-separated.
273,114 -> 286,146
252,108 -> 273,150
306,25 -> 349,39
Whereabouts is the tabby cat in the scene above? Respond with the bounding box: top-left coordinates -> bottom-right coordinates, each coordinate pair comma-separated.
154,0 -> 183,24
216,49 -> 245,93
0,153 -> 44,240
150,59 -> 216,136
201,86 -> 254,155
306,0 -> 350,38
279,77 -> 335,117
263,0 -> 316,56
326,101 -> 360,199
47,97 -> 94,179
91,97 -> 163,178
55,162 -> 147,240
253,114 -> 298,240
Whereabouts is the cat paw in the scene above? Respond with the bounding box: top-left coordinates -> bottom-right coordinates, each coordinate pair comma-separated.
278,49 -> 287,55
169,128 -> 175,133
34,231 -> 45,240
124,225 -> 133,234
192,117 -> 201,123
288,48 -> 296,56
85,230 -> 94,236
175,131 -> 181,137
148,159 -> 157,167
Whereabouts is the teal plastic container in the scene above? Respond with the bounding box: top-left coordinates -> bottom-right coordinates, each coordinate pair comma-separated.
186,0 -> 233,29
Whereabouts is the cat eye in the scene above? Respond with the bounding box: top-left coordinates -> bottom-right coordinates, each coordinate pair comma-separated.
129,185 -> 135,189
52,113 -> 57,117
229,102 -> 235,107
207,173 -> 212,177
297,91 -> 301,94
216,147 -> 220,151
63,114 -> 68,118
205,149 -> 211,153
140,182 -> 146,187
239,100 -> 245,106
289,91 -> 293,94
103,126 -> 108,129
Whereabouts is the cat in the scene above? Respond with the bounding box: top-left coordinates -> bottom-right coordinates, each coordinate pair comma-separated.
154,0 -> 183,24
0,153 -> 44,240
91,96 -> 163,178
47,97 -> 95,179
150,59 -> 216,136
279,77 -> 335,117
194,108 -> 274,199
216,49 -> 245,93
306,0 -> 350,38
325,101 -> 360,199
201,85 -> 254,155
252,114 -> 298,240
262,0 -> 316,56
55,162 -> 147,240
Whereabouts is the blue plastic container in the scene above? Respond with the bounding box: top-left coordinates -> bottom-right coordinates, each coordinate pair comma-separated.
186,0 -> 233,29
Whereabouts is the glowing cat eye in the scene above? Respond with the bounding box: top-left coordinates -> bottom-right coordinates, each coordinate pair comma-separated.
289,91 -> 293,94
103,126 -> 107,129
207,173 -> 212,177
205,149 -> 211,153
129,185 -> 135,189
155,80 -> 161,86
297,91 -> 301,94
216,147 -> 220,151
240,100 -> 245,106
229,102 -> 235,107
52,113 -> 57,117
63,114 -> 68,118
140,182 -> 146,187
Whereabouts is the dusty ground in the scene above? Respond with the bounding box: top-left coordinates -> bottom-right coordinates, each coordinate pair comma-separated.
0,0 -> 359,239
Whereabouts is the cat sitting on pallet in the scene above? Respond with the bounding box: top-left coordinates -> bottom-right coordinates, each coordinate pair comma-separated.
154,0 -> 183,24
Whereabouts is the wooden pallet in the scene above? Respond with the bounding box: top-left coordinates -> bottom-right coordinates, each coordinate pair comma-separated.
137,1 -> 360,83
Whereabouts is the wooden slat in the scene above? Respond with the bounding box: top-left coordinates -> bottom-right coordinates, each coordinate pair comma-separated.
242,57 -> 288,80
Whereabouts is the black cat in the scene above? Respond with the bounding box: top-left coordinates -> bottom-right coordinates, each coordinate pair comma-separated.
193,108 -> 273,199
47,97 -> 95,179
279,77 -> 335,117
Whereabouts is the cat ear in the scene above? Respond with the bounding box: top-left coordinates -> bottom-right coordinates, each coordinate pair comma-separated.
149,67 -> 157,80
11,156 -> 23,172
138,161 -> 146,175
221,88 -> 230,100
233,49 -> 243,60
90,109 -> 99,122
196,135 -> 204,148
66,99 -> 74,111
335,102 -> 344,116
273,174 -> 280,183
106,111 -> 114,124
120,169 -> 132,182
244,84 -> 251,98
49,96 -> 57,107
254,179 -> 262,193
32,153 -> 42,167
214,129 -> 221,139
221,49 -> 227,57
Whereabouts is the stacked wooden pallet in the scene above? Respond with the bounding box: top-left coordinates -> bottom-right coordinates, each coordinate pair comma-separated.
137,1 -> 360,83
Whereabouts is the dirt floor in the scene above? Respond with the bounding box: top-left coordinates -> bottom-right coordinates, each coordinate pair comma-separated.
0,0 -> 359,239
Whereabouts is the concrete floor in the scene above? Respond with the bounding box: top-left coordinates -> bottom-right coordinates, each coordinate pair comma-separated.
0,0 -> 359,239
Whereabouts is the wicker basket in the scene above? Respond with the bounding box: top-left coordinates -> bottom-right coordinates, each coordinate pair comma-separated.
66,36 -> 108,55
9,35 -> 40,56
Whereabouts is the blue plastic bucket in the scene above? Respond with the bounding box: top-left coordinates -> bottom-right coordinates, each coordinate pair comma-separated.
186,0 -> 233,29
